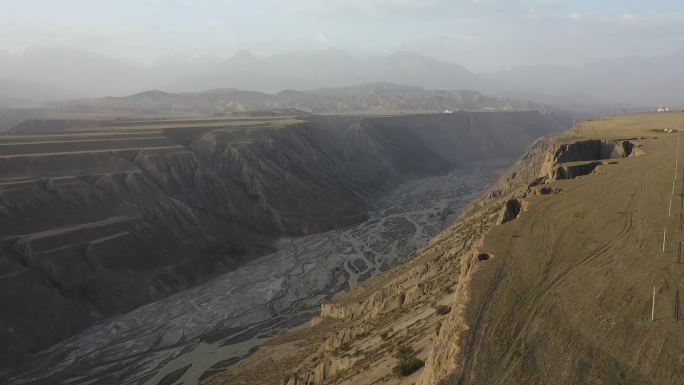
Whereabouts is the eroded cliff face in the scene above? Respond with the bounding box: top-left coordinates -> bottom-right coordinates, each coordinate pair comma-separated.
0,111 -> 566,369
539,138 -> 644,180
418,137 -> 558,385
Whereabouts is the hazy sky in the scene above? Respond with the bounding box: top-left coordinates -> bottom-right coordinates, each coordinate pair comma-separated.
1,0 -> 684,71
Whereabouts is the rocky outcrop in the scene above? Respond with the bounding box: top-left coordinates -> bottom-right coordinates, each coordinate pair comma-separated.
497,198 -> 524,224
285,357 -> 361,385
540,139 -> 643,181
318,267 -> 437,323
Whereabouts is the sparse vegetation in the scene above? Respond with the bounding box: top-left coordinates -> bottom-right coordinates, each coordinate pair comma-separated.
338,342 -> 351,352
393,344 -> 425,377
434,304 -> 452,315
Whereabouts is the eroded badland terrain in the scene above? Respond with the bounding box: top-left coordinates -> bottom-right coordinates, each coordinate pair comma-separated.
0,110 -> 569,384
202,112 -> 684,385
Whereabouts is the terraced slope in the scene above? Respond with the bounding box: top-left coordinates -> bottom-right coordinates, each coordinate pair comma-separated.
0,110 -> 566,370
203,112 -> 684,385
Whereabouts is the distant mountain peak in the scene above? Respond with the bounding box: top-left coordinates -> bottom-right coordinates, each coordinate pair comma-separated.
131,90 -> 173,98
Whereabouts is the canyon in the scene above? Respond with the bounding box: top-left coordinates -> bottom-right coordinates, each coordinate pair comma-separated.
203,112 -> 684,385
0,110 -> 567,382
2,161 -> 504,385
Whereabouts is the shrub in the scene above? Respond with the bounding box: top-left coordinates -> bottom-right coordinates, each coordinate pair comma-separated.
393,344 -> 424,377
396,345 -> 415,361
338,342 -> 351,352
435,305 -> 451,315
393,357 -> 425,377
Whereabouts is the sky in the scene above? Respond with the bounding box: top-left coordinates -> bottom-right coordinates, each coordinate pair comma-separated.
1,0 -> 684,72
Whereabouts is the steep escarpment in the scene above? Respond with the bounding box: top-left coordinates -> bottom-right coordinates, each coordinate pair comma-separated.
0,111 -> 566,369
205,113 -> 680,385
417,136 -> 559,385
425,117 -> 675,385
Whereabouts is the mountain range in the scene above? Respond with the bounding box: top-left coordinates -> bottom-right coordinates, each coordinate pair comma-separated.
1,47 -> 683,106
61,84 -> 542,116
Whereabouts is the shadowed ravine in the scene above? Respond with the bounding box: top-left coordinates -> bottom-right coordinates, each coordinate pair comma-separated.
3,160 -> 508,385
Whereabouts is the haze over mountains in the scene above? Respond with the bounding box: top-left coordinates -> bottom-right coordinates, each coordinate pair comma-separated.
60,85 -> 544,117
1,46 -> 683,107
